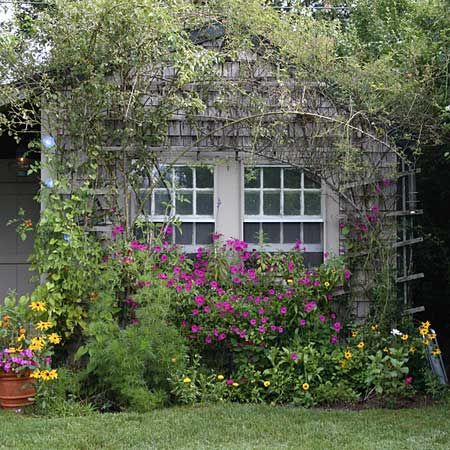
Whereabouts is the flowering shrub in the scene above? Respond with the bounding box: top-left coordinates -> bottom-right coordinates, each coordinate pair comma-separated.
0,293 -> 59,381
62,225 -> 439,409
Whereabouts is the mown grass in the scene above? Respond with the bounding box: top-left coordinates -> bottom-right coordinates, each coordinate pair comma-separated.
0,403 -> 449,450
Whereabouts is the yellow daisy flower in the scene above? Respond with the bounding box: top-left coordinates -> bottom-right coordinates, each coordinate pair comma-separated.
48,333 -> 62,344
183,377 -> 192,384
344,351 -> 352,360
409,346 -> 416,353
422,339 -> 430,346
48,369 -> 58,380
232,382 -> 239,387
30,369 -> 41,379
383,347 -> 390,353
263,380 -> 271,387
35,321 -> 53,331
401,334 -> 409,341
40,370 -> 51,381
371,324 -> 378,331
427,333 -> 437,340
324,281 -> 330,288
357,341 -> 365,350
432,348 -> 441,356
29,337 -> 45,351
217,375 -> 224,381
29,301 -> 46,312
351,331 -> 358,338
302,383 -> 310,391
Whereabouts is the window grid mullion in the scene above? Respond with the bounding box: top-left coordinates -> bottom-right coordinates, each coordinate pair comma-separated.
301,171 -> 304,216
193,168 -> 197,216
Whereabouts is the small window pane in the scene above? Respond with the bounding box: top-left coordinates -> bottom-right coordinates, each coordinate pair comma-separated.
174,167 -> 193,188
137,192 -> 151,214
244,223 -> 260,244
155,191 -> 171,215
283,223 -> 300,243
303,223 -> 322,244
245,192 -> 260,215
284,169 -> 301,188
197,192 -> 213,215
284,192 -> 300,215
155,168 -> 171,188
196,167 -> 214,188
304,174 -> 320,189
244,168 -> 260,188
263,167 -> 281,188
303,252 -> 323,268
176,191 -> 193,215
196,223 -> 214,245
304,192 -> 321,215
175,223 -> 193,244
262,223 -> 281,243
263,192 -> 280,215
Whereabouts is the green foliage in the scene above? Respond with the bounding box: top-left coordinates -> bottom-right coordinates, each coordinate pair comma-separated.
79,283 -> 187,412
33,368 -> 96,417
314,381 -> 360,406
365,348 -> 411,398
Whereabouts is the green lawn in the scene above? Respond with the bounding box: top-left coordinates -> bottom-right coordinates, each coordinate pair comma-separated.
0,403 -> 449,450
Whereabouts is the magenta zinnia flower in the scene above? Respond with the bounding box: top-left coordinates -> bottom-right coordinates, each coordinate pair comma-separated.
290,353 -> 298,361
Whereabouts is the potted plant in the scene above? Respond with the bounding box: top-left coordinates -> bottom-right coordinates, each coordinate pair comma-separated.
0,293 -> 60,409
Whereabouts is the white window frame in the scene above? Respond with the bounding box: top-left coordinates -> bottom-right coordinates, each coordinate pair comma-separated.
241,164 -> 325,253
139,165 -> 216,252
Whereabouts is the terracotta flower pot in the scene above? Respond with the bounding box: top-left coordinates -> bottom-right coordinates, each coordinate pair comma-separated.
0,372 -> 36,410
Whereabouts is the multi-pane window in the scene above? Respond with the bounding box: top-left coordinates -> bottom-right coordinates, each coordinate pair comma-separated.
140,166 -> 215,246
244,166 -> 323,265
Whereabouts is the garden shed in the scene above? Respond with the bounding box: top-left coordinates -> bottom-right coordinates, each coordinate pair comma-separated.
0,13 -> 421,321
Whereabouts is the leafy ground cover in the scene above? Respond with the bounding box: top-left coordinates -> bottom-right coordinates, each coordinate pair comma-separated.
1,403 -> 449,450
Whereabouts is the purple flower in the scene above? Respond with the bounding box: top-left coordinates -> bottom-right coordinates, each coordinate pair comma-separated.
304,301 -> 317,313
280,306 -> 287,315
344,270 -> 351,281
257,325 -> 266,333
330,335 -> 338,344
218,333 -> 226,341
332,322 -> 342,332
194,295 -> 205,306
112,224 -> 125,239
232,277 -> 241,284
205,335 -> 212,344
212,232 -> 222,241
191,324 -> 200,333
299,319 -> 306,327
319,315 -> 326,322
249,319 -> 257,326
290,353 -> 298,361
